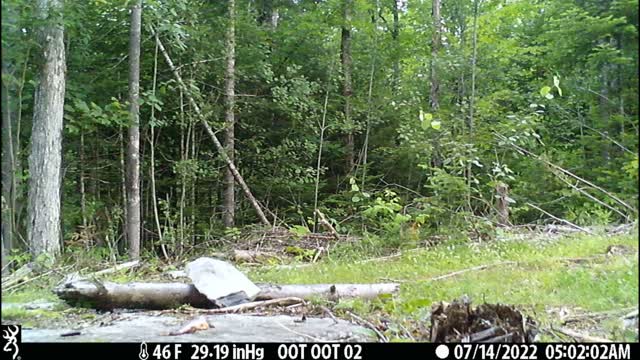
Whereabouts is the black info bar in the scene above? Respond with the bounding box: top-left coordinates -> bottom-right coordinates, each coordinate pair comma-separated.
10,342 -> 638,360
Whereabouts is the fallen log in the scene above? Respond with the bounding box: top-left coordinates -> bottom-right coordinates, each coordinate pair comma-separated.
255,283 -> 400,301
54,280 -> 399,310
55,280 -> 214,309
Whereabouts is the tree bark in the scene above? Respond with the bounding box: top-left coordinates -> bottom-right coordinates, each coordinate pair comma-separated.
119,124 -> 128,250
429,0 -> 442,169
55,280 -> 214,310
255,283 -> 399,301
126,0 -> 142,259
342,0 -> 354,172
155,36 -> 271,227
430,0 -> 441,111
223,0 -> 236,228
27,0 -> 66,259
469,0 -> 480,133
2,62 -> 16,270
391,0 -> 400,91
150,40 -> 164,256
55,280 -> 399,309
79,130 -> 87,230
495,182 -> 510,226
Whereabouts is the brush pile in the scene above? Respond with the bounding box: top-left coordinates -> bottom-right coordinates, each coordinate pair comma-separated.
430,297 -> 538,342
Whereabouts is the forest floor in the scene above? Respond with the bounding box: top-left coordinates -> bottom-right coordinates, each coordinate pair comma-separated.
1,227 -> 638,342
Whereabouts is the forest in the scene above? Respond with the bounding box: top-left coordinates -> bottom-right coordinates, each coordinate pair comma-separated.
1,0 -> 639,344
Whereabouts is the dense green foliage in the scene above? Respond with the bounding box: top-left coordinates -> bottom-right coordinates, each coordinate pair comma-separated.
2,0 -> 638,260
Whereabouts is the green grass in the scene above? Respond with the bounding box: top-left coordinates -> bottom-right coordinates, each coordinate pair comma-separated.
249,233 -> 638,339
2,231 -> 637,341
1,306 -> 64,328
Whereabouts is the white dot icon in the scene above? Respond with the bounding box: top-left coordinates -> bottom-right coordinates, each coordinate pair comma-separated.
435,344 -> 450,359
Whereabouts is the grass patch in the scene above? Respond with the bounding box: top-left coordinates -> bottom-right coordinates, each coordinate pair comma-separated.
2,231 -> 636,341
250,233 -> 638,339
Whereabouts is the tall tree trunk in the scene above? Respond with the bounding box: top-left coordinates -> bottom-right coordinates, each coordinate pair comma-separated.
469,0 -> 480,133
223,0 -> 236,228
27,0 -> 66,259
428,0 -> 442,169
13,50 -> 29,245
430,0 -> 441,111
362,1 -> 379,191
342,0 -> 354,172
119,124 -> 128,251
466,0 -> 481,212
79,130 -> 87,230
126,0 -> 142,259
150,38 -> 164,256
391,0 -> 400,92
2,62 -> 16,272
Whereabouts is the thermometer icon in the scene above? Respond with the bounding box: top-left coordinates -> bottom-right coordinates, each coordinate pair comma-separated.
139,342 -> 149,360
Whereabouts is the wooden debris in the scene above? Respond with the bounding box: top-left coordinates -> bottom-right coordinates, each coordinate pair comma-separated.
60,331 -> 82,337
430,297 -> 537,343
526,202 -> 594,235
202,297 -> 304,314
1,263 -> 33,288
555,327 -> 613,343
168,316 -> 211,336
90,260 -> 140,277
233,249 -> 279,264
314,209 -> 340,241
347,311 -> 388,343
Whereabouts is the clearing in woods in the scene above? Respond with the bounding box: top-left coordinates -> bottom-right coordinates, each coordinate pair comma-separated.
1,229 -> 638,342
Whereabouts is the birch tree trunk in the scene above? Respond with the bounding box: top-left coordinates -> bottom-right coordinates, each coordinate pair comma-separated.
223,0 -> 236,228
341,0 -> 354,171
126,0 -> 142,259
2,62 -> 16,270
27,0 -> 66,259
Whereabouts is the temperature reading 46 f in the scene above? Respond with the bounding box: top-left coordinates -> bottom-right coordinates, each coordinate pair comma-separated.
152,344 -> 183,360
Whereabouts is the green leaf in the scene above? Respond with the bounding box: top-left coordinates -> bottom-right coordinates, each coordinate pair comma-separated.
431,120 -> 441,130
545,93 -> 554,100
540,86 -> 551,96
420,111 -> 433,130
